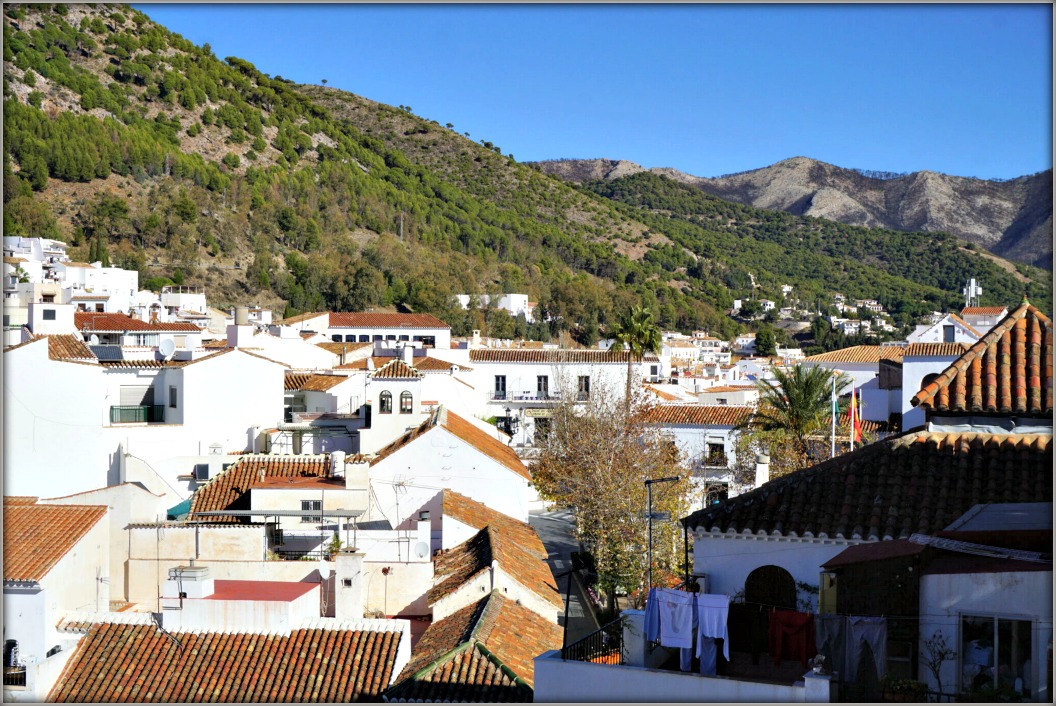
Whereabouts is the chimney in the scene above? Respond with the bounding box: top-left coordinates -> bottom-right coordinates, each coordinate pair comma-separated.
402,344 -> 414,366
330,451 -> 346,478
416,511 -> 431,556
471,330 -> 481,348
334,549 -> 365,620
754,454 -> 770,488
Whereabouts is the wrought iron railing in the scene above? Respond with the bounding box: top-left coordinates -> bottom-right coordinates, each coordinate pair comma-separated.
270,548 -> 330,561
561,616 -> 623,664
109,405 -> 165,424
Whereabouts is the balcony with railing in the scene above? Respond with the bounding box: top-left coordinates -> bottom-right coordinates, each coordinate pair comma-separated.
109,405 -> 166,424
488,390 -> 565,404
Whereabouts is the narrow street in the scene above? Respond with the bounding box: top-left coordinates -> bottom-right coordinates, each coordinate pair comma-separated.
529,508 -> 600,646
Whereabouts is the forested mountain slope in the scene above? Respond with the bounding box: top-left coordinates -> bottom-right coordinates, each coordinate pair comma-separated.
536,157 -> 1054,271
3,4 -> 1049,344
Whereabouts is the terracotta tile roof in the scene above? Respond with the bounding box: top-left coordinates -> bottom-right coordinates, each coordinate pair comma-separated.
47,334 -> 96,362
962,306 -> 1009,317
470,349 -> 659,364
429,526 -> 561,609
948,313 -> 983,337
203,339 -> 228,348
683,431 -> 1052,540
49,621 -> 402,702
188,455 -> 331,522
644,405 -> 754,427
699,384 -> 757,394
4,256 -> 27,264
328,312 -> 450,329
645,385 -> 681,401
441,490 -> 547,559
99,359 -> 165,368
277,311 -> 326,325
315,341 -> 374,355
370,359 -> 422,379
904,342 -> 972,357
299,373 -> 353,391
70,294 -> 110,300
804,345 -> 905,364
61,261 -> 95,268
371,409 -> 530,482
74,312 -> 201,332
912,302 -> 1053,416
4,496 -> 39,505
284,372 -> 313,390
387,592 -> 560,701
337,355 -> 471,372
412,355 -> 472,372
3,500 -> 108,582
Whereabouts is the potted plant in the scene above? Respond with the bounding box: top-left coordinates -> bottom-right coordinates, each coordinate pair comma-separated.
325,532 -> 342,560
881,676 -> 928,702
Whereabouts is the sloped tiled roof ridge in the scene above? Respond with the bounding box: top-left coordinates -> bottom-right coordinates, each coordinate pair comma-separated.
385,592 -> 559,702
188,455 -> 331,522
682,430 -> 1052,540
48,622 -> 401,702
3,500 -> 108,582
912,301 -> 1053,416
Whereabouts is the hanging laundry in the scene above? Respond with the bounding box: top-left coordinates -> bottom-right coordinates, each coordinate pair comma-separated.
695,593 -> 731,660
768,609 -> 817,668
656,588 -> 695,649
815,614 -> 847,679
847,616 -> 887,681
643,588 -> 661,643
698,637 -> 718,676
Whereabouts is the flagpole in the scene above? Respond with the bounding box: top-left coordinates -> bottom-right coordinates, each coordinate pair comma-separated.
830,375 -> 836,459
849,386 -> 855,452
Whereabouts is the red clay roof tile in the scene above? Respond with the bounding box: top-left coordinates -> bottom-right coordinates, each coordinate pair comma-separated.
49,622 -> 402,702
188,455 -> 331,522
904,342 -> 971,357
804,346 -> 904,364
645,405 -> 754,427
328,312 -> 450,329
683,431 -> 1052,540
3,500 -> 107,582
370,359 -> 422,379
912,302 -> 1053,416
299,373 -> 353,391
470,349 -> 659,364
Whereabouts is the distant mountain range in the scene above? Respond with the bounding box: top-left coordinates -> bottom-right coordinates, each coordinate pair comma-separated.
533,157 -> 1053,270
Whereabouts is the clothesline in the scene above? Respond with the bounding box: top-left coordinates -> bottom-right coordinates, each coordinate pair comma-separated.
730,600 -> 1053,626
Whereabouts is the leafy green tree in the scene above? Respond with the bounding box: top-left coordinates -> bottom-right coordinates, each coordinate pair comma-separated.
739,299 -> 762,318
744,365 -> 850,462
608,305 -> 662,409
755,326 -> 777,356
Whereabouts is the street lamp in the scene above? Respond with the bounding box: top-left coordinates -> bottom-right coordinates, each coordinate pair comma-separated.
645,476 -> 680,592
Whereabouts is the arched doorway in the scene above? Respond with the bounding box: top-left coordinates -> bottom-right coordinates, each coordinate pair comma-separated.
745,564 -> 796,610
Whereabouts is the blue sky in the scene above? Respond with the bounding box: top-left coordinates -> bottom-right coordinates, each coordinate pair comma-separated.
136,3 -> 1052,180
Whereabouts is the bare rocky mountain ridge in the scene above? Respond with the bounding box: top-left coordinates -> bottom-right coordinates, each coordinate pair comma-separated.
534,157 -> 1053,270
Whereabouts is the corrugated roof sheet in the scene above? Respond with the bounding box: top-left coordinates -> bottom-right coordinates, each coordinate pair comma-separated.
188,455 -> 331,523
3,499 -> 107,582
912,302 -> 1053,415
644,405 -> 754,427
683,431 -> 1052,539
386,592 -> 560,701
49,622 -> 401,702
804,346 -> 904,364
470,349 -> 659,364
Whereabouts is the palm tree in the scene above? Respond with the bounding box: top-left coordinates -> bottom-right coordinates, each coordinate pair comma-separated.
747,365 -> 850,460
608,306 -> 662,410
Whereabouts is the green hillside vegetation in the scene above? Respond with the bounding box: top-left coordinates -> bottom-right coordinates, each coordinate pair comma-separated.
3,4 -> 1048,347
581,172 -> 1052,318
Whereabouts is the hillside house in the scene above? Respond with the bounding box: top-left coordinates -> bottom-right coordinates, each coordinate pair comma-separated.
274,311 -> 452,349
454,292 -> 535,322
959,305 -> 1009,333
696,384 -> 759,407
907,312 -> 982,345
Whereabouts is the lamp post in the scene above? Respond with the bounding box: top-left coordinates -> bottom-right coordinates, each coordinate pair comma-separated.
645,476 -> 680,592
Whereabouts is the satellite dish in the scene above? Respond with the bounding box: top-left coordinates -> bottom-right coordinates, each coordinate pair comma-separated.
318,559 -> 331,581
89,334 -> 100,346
73,330 -> 84,342
159,339 -> 176,358
413,541 -> 430,560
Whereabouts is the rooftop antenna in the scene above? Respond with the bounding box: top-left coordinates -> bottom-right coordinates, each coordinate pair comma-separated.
962,278 -> 982,308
